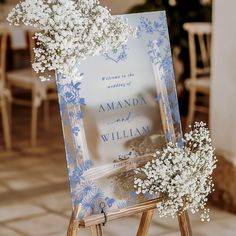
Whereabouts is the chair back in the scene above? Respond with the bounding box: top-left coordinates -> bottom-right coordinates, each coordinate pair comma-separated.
0,28 -> 7,88
183,22 -> 212,79
27,30 -> 54,81
25,30 -> 38,78
26,30 -> 36,63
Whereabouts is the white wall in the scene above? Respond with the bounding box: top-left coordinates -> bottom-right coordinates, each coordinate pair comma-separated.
211,0 -> 236,164
100,0 -> 145,14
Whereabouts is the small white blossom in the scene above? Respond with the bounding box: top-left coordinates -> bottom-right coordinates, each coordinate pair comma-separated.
134,122 -> 217,221
7,0 -> 135,81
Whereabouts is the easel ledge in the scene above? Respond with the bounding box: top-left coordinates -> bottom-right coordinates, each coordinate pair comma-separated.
67,198 -> 192,236
80,198 -> 162,227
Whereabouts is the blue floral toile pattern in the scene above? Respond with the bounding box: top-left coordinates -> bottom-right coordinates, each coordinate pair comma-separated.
56,74 -> 116,218
141,12 -> 183,146
103,44 -> 129,63
137,12 -> 167,38
57,80 -> 85,106
55,11 -> 183,220
147,40 -> 175,143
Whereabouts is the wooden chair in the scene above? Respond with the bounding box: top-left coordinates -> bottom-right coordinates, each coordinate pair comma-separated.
183,22 -> 212,127
7,30 -> 57,147
0,28 -> 11,150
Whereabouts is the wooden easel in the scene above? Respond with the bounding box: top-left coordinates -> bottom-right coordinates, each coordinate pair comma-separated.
67,198 -> 192,236
66,28 -> 192,236
66,55 -> 192,236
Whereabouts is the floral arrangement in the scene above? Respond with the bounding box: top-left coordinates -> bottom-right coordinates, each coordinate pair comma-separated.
7,0 -> 135,81
134,122 -> 217,221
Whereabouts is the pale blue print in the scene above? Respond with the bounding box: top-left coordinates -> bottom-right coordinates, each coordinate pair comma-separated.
56,11 -> 182,219
103,44 -> 129,63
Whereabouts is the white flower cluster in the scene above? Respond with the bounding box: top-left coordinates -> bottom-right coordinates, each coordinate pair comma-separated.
7,0 -> 135,81
134,122 -> 217,221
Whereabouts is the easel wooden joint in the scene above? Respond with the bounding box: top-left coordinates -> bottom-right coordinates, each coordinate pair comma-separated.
67,198 -> 192,236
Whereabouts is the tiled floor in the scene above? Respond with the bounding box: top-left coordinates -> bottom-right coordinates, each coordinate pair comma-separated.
0,102 -> 236,236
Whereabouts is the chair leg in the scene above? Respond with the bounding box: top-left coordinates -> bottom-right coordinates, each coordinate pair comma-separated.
1,97 -> 11,150
31,104 -> 38,147
8,97 -> 12,128
186,88 -> 197,129
43,100 -> 49,130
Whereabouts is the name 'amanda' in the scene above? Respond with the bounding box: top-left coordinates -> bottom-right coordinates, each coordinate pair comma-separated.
98,97 -> 147,112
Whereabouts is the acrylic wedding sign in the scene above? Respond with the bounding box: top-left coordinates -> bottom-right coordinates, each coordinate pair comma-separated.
56,11 -> 182,220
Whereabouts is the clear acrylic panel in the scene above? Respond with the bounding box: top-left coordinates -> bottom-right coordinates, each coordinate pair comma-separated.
56,11 -> 182,220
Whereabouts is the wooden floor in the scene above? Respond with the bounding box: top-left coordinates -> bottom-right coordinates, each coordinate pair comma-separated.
0,102 -> 236,236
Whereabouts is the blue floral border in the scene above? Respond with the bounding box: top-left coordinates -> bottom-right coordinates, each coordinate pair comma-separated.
56,11 -> 183,220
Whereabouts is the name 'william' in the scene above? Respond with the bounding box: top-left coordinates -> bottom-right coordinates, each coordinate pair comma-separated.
100,126 -> 150,142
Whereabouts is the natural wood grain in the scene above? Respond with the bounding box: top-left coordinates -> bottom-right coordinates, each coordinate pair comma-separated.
67,205 -> 80,236
178,211 -> 192,236
136,210 -> 154,236
1,96 -> 11,150
31,87 -> 38,147
90,224 -> 104,236
0,30 -> 11,150
69,200 -> 192,236
80,198 -> 162,228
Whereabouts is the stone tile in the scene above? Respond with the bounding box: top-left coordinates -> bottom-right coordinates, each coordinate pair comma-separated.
0,169 -> 22,179
149,225 -> 173,236
152,215 -> 179,231
44,233 -> 67,236
14,158 -> 45,168
208,207 -> 236,221
160,232 -> 180,236
0,151 -> 18,159
27,164 -> 60,174
0,226 -> 23,236
3,176 -> 49,191
7,213 -> 68,236
187,211 -> 211,227
187,207 -> 236,228
102,214 -> 170,236
217,215 -> 236,231
103,217 -> 139,236
13,140 -> 30,149
46,228 -> 91,236
0,203 -> 45,222
32,191 -> 71,213
42,172 -> 67,184
193,222 -> 236,236
21,147 -> 51,156
0,184 -> 9,194
63,209 -> 72,217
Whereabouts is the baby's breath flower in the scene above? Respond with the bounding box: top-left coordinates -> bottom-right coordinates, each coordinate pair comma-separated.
7,0 -> 135,82
134,122 -> 217,221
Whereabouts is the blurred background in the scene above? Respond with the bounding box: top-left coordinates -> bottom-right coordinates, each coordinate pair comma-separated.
0,0 -> 236,235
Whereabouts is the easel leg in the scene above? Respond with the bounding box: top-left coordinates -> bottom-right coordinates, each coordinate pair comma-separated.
67,216 -> 79,236
137,210 -> 154,236
178,211 -> 192,236
90,224 -> 104,236
67,206 -> 80,236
